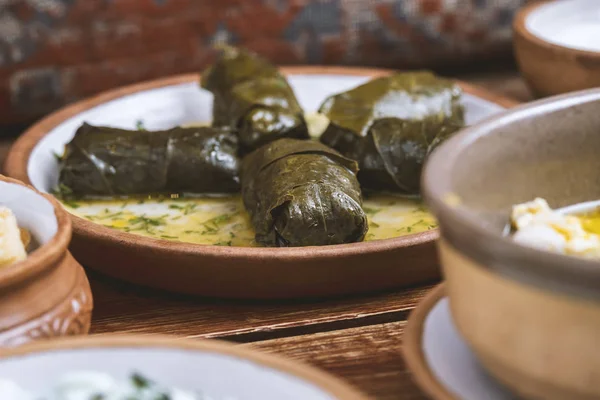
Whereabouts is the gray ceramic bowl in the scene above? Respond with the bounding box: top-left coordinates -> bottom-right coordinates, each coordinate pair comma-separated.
422,88 -> 600,400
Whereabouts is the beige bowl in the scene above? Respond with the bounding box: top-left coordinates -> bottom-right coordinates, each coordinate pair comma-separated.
422,88 -> 600,400
514,0 -> 600,98
0,175 -> 92,346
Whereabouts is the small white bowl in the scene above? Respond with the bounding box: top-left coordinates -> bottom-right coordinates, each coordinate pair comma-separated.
514,0 -> 600,97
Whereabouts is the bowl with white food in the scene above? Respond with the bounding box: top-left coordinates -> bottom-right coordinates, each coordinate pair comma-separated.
422,87 -> 600,400
0,175 -> 92,346
0,335 -> 368,400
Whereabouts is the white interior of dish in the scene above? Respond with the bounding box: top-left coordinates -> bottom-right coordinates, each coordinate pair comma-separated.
27,74 -> 505,194
0,181 -> 57,245
0,346 -> 334,399
422,297 -> 514,400
526,0 -> 600,52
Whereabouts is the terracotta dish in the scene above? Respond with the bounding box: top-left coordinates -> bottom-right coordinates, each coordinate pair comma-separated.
514,0 -> 600,98
0,334 -> 369,399
0,175 -> 92,346
4,67 -> 517,299
422,88 -> 600,400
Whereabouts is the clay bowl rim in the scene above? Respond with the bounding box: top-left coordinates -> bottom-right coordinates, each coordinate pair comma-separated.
0,333 -> 370,400
3,66 -> 518,262
513,0 -> 600,59
403,283 -> 456,400
422,88 -> 600,297
0,175 -> 72,289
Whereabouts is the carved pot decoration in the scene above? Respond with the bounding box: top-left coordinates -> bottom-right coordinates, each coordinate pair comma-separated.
0,175 -> 92,347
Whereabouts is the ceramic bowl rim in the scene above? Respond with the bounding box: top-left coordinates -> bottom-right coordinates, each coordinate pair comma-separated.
403,284 -> 456,400
0,175 -> 72,289
0,333 -> 369,400
514,0 -> 600,58
3,67 -> 518,263
422,88 -> 600,299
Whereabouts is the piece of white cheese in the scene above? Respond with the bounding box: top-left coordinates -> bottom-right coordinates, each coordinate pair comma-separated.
511,199 -> 600,258
0,206 -> 27,268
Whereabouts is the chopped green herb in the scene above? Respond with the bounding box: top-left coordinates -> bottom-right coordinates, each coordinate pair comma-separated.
200,212 -> 238,234
104,211 -> 124,219
128,214 -> 169,234
52,183 -> 74,198
131,373 -> 151,389
201,225 -> 218,234
160,235 -> 179,239
370,221 -> 380,228
214,240 -> 233,246
62,200 -> 80,209
413,204 -> 428,213
183,203 -> 197,215
136,120 -> 146,131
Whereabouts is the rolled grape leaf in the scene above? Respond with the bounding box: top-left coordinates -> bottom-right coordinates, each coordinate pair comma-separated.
241,139 -> 368,247
319,71 -> 465,194
201,46 -> 309,153
58,123 -> 240,197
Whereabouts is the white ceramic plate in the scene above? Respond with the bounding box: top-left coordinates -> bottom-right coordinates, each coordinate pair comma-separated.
4,68 -> 518,299
0,336 -> 367,400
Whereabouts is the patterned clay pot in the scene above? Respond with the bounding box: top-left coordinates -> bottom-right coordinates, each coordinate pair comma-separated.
0,175 -> 92,346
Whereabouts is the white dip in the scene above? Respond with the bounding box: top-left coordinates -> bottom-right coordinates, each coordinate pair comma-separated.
0,371 -> 232,400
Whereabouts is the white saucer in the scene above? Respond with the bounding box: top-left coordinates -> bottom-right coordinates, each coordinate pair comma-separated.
404,285 -> 519,400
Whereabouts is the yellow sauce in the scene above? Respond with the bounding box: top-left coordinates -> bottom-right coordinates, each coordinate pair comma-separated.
61,117 -> 436,246
62,195 -> 436,247
579,209 -> 600,235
